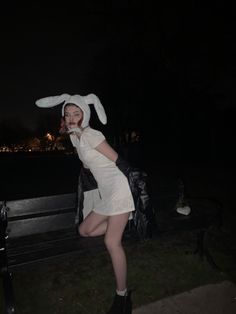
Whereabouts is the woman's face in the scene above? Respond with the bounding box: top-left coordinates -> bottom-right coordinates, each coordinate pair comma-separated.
64,104 -> 83,130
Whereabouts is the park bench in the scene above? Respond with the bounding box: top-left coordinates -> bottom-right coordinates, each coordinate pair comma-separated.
0,178 -> 222,314
0,192 -> 107,314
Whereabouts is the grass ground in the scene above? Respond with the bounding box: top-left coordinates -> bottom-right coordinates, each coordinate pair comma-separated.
1,226 -> 235,314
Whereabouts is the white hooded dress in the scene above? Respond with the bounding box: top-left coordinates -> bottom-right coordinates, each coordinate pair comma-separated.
70,126 -> 135,218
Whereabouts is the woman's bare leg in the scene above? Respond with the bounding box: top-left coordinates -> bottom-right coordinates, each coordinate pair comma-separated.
78,211 -> 108,237
104,213 -> 130,291
79,211 -> 130,290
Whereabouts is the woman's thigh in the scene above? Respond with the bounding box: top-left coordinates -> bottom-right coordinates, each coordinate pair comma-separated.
105,213 -> 130,244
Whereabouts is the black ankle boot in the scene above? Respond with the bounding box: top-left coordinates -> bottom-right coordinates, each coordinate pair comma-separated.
106,291 -> 132,314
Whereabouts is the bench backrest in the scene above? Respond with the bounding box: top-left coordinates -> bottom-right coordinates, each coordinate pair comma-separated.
5,193 -> 77,238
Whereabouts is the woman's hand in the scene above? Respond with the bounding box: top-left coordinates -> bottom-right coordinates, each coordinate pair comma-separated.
67,127 -> 82,138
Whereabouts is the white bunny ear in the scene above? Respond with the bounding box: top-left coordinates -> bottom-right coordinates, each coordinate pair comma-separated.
84,93 -> 107,125
35,93 -> 71,108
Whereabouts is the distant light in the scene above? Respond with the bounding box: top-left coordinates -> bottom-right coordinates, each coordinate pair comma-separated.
46,133 -> 54,141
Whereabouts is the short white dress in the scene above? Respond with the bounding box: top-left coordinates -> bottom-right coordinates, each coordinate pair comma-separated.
70,127 -> 135,218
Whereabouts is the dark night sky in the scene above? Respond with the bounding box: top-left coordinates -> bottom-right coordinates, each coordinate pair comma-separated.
0,1 -> 234,160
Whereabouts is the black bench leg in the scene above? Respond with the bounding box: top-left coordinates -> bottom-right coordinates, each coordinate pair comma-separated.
204,246 -> 221,271
2,269 -> 17,314
194,229 -> 221,271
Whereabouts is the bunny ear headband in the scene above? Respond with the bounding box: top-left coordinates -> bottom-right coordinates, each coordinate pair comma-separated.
35,93 -> 107,128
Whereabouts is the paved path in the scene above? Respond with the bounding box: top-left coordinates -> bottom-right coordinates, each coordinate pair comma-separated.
133,281 -> 236,314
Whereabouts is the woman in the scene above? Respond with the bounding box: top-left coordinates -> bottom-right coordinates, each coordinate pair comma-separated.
35,93 -> 134,314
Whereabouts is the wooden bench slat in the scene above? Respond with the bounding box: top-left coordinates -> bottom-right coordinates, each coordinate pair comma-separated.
6,193 -> 77,217
7,234 -> 105,268
7,212 -> 76,238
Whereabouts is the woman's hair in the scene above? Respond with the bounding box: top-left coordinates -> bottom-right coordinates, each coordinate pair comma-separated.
59,117 -> 67,134
59,103 -> 83,134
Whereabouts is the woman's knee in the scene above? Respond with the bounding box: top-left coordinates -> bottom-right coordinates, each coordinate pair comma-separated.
78,224 -> 90,237
104,235 -> 121,252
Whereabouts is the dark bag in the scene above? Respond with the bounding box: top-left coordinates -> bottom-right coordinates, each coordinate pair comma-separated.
116,156 -> 156,240
115,156 -> 131,177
